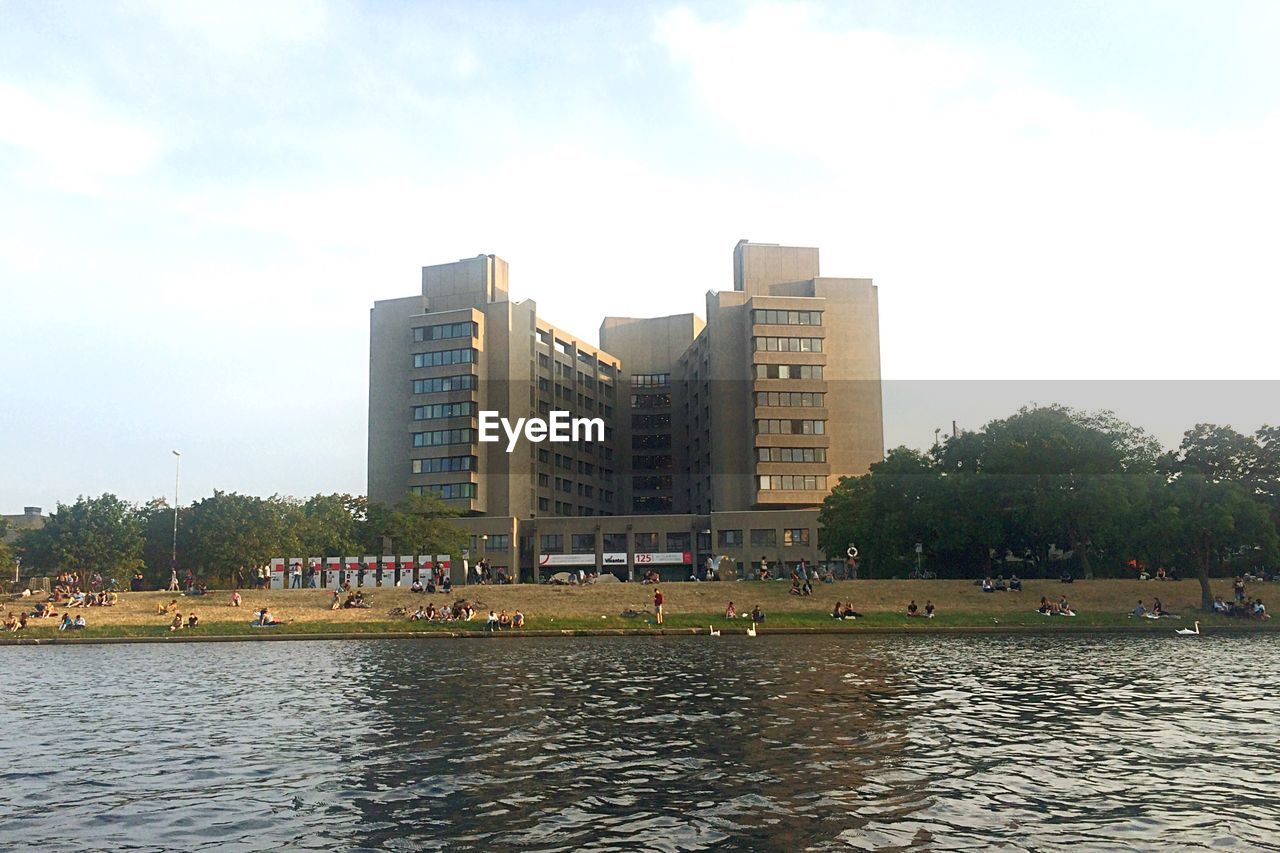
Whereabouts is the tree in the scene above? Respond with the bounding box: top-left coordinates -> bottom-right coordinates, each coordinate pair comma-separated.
15,494 -> 144,583
365,493 -> 467,558
137,497 -> 184,588
183,492 -> 302,585
298,493 -> 365,557
935,406 -> 1156,578
819,448 -> 938,577
1151,473 -> 1277,609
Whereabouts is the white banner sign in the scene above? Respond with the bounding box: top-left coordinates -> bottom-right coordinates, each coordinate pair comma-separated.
540,551 -> 691,567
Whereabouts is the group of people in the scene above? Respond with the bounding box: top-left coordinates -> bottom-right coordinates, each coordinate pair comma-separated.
1213,596 -> 1269,619
330,589 -> 371,609
1133,597 -> 1176,618
980,575 -> 1022,592
906,600 -> 936,618
722,601 -> 766,623
483,609 -> 525,630
409,576 -> 453,594
156,598 -> 201,630
1038,596 -> 1076,616
3,611 -> 29,632
472,559 -> 509,585
832,601 -> 863,620
408,601 -> 486,622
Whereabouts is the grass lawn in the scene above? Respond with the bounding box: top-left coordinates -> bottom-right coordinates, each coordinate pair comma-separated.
3,578 -> 1274,642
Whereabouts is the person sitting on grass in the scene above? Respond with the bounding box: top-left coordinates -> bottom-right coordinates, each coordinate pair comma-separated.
2,611 -> 16,632
59,613 -> 74,632
1037,597 -> 1052,615
513,610 -> 525,628
725,601 -> 737,619
411,606 -> 426,621
925,600 -> 936,618
1009,573 -> 1022,591
33,601 -> 56,619
73,614 -> 86,630
981,578 -> 994,593
1058,596 -> 1076,617
789,577 -> 802,596
750,604 -> 765,624
170,612 -> 184,631
994,576 -> 1007,592
230,591 -> 242,608
1253,599 -> 1269,620
485,610 -> 500,631
442,575 -> 453,593
835,601 -> 863,620
256,607 -> 283,626
410,579 -> 423,593
906,600 -> 920,617
186,613 -> 199,629
157,599 -> 178,616
1133,600 -> 1146,617
832,600 -> 844,619
424,602 -> 438,620
1213,596 -> 1228,614
498,610 -> 513,629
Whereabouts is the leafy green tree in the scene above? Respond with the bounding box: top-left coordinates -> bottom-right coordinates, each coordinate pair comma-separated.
1150,473 -> 1277,609
15,494 -> 144,583
184,492 -> 302,585
298,493 -> 365,557
819,448 -> 938,577
136,497 -> 184,588
365,493 -> 467,558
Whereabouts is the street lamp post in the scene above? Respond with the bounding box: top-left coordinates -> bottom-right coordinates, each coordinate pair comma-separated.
171,451 -> 181,574
479,533 -> 488,585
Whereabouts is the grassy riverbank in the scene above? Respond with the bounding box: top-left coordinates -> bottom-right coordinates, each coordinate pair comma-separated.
3,579 -> 1275,643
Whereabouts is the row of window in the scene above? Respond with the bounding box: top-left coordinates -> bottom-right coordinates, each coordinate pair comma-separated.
470,534 -> 509,551
537,497 -> 614,515
413,374 -> 476,394
413,321 -> 477,342
752,309 -> 823,326
718,528 -> 811,547
758,446 -> 827,463
759,475 -> 827,491
756,419 -> 826,435
633,454 -> 673,470
755,364 -> 824,380
541,531 -> 694,553
631,393 -> 671,408
411,455 -> 476,474
631,373 -> 670,388
752,337 -> 823,353
632,414 -> 671,430
755,391 -> 825,408
633,475 -> 673,491
412,428 -> 475,447
413,348 -> 476,368
413,402 -> 473,421
409,482 -> 476,499
633,434 -> 671,450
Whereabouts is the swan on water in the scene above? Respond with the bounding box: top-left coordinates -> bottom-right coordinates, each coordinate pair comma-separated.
709,626 -> 721,637
746,623 -> 757,637
1175,621 -> 1201,636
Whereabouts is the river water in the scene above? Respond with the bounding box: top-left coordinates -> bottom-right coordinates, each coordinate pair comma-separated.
1,634 -> 1277,851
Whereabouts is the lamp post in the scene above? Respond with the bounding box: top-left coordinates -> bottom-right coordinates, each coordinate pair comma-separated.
479,533 -> 488,585
171,450 -> 181,574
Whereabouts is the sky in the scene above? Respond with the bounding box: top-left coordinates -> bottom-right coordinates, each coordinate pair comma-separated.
2,0 -> 1278,513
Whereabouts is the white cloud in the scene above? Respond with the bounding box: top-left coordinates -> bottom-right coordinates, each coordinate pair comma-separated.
132,0 -> 330,55
655,4 -> 1280,380
0,81 -> 163,194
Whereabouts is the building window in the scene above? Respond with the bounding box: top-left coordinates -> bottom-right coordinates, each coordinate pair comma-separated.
783,528 -> 811,547
757,447 -> 828,463
538,497 -> 550,512
412,402 -> 473,420
631,414 -> 672,430
412,428 -> 475,447
484,534 -> 509,551
754,364 -> 824,380
631,393 -> 671,408
634,532 -> 659,551
540,534 -> 564,552
413,321 -> 477,342
666,532 -> 691,552
631,373 -> 670,388
750,529 -> 777,547
411,455 -> 476,474
602,532 -> 626,552
759,475 -> 828,491
717,529 -> 743,548
412,374 -> 477,394
537,473 -> 549,487
571,533 -> 595,554
412,348 -> 476,368
409,482 -> 476,499
632,433 -> 672,450
751,309 -> 823,326
750,337 -> 823,353
754,419 -> 826,435
754,392 -> 825,408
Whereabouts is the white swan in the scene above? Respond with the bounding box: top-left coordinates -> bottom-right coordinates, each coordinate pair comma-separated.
709,626 -> 720,637
1175,621 -> 1201,636
746,623 -> 757,637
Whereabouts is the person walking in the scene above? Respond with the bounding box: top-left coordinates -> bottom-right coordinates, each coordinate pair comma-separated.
168,568 -> 180,592
653,586 -> 665,625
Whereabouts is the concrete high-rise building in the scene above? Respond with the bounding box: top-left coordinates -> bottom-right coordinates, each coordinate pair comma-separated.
368,241 -> 882,582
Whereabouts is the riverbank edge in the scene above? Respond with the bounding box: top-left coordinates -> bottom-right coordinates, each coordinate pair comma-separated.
3,622 -> 1274,646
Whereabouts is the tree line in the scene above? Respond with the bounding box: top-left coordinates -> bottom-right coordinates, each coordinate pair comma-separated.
819,406 -> 1279,609
10,492 -> 467,589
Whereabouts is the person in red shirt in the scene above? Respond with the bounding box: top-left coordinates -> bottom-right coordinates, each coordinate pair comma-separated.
653,587 -> 665,625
